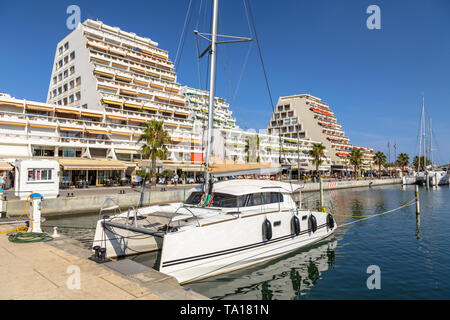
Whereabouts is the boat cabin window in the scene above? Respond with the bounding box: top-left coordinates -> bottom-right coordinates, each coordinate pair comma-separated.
246,192 -> 283,207
185,192 -> 203,205
211,193 -> 246,208
185,191 -> 284,208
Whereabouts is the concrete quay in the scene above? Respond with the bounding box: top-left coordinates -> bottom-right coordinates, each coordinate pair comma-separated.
0,224 -> 207,300
3,178 -> 401,217
298,177 -> 401,192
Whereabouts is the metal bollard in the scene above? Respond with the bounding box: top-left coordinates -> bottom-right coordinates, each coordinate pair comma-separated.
93,246 -> 100,259
99,248 -> 106,261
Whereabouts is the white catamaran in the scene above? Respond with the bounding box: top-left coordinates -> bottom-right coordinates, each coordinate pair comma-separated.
91,0 -> 336,284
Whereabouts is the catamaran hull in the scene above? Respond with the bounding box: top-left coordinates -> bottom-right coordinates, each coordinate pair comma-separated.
159,210 -> 335,284
92,220 -> 162,258
438,175 -> 450,185
92,201 -> 335,284
402,176 -> 417,185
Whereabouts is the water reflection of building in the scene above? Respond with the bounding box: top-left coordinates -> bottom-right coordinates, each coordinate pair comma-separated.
186,239 -> 338,300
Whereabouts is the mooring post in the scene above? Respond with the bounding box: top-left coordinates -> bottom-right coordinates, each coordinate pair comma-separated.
425,172 -> 429,190
415,184 -> 420,216
0,188 -> 5,219
319,177 -> 324,212
29,194 -> 43,233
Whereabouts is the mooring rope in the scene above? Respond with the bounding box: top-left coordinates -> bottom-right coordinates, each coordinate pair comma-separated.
330,197 -> 417,228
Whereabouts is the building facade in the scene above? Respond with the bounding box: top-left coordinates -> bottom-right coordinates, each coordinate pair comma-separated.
0,19 -> 340,188
267,94 -> 374,171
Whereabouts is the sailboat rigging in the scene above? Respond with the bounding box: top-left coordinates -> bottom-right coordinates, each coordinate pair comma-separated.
91,0 -> 336,284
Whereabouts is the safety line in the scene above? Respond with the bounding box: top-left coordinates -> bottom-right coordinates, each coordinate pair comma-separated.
331,198 -> 417,228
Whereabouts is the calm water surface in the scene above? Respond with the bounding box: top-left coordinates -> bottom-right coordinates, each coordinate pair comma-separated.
44,185 -> 450,299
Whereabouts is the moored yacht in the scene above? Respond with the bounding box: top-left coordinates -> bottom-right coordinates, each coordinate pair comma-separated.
92,179 -> 336,283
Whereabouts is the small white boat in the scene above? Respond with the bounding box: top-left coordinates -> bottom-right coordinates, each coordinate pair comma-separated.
437,167 -> 450,185
92,179 -> 336,284
402,174 -> 417,185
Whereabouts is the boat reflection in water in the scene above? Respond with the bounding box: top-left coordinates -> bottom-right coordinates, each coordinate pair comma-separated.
184,237 -> 338,300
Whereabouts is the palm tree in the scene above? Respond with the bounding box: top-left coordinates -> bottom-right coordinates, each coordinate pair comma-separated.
244,137 -> 250,163
137,120 -> 171,188
373,151 -> 386,177
397,153 -> 410,171
413,156 -> 431,171
349,149 -> 363,178
307,143 -> 326,177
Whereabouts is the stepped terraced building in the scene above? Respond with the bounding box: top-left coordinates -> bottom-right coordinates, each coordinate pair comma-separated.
267,94 -> 374,170
0,19 -> 328,186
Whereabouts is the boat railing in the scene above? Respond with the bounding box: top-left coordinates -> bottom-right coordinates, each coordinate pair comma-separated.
99,197 -> 121,220
125,206 -> 138,227
169,205 -> 202,228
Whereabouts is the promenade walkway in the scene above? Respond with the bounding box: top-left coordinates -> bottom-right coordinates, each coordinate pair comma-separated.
0,224 -> 206,300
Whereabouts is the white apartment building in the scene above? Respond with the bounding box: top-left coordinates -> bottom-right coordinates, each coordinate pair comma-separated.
0,19 -> 328,187
267,94 -> 374,170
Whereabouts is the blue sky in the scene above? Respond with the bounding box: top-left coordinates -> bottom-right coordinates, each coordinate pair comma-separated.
1,0 -> 449,164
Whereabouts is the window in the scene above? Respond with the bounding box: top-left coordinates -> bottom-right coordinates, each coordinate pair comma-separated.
70,51 -> 75,60
58,60 -> 63,68
69,80 -> 74,89
274,113 -> 279,119
277,106 -> 283,111
64,56 -> 69,65
186,192 -> 286,208
292,118 -> 298,125
28,169 -> 53,182
69,66 -> 75,75
185,192 -> 204,205
58,87 -> 62,95
211,193 -> 246,208
284,119 -> 290,125
59,46 -> 63,55
53,76 -> 57,84
285,105 -> 290,110
69,95 -> 74,103
63,84 -> 68,92
246,192 -> 283,206
288,111 -> 294,117
32,146 -> 55,157
75,91 -> 81,101
64,42 -> 69,50
64,70 -> 68,78
52,90 -> 57,98
75,77 -> 81,86
58,73 -> 62,81
59,148 -> 79,157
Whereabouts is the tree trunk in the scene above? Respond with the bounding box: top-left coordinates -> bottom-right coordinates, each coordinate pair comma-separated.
151,157 -> 157,189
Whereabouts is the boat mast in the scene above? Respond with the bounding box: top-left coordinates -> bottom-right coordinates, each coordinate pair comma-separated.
429,118 -> 432,168
204,0 -> 219,194
418,95 -> 425,171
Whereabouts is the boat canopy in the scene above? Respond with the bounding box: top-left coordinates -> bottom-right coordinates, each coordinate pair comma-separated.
190,179 -> 304,196
208,162 -> 281,178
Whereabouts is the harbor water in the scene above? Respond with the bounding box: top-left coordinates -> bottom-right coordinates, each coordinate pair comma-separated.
43,184 -> 450,299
